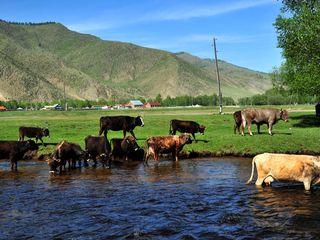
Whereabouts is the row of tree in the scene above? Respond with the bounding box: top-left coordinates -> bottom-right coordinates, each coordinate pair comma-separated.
0,94 -> 236,110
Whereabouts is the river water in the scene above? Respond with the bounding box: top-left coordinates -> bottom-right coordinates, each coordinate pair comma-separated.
1,158 -> 320,239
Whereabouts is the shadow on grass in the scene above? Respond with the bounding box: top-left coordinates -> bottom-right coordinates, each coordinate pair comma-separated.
291,114 -> 320,128
39,142 -> 59,147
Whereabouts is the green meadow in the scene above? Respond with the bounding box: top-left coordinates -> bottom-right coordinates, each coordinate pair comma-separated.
0,106 -> 319,157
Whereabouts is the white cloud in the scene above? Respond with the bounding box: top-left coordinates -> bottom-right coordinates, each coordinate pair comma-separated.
66,0 -> 277,32
142,0 -> 276,21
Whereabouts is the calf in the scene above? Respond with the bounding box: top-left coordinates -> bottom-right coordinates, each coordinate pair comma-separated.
84,136 -> 111,167
145,133 -> 192,165
111,136 -> 144,162
0,140 -> 38,170
169,119 -> 206,141
241,108 -> 288,136
99,115 -> 144,139
49,141 -> 85,173
19,126 -> 50,145
247,153 -> 320,191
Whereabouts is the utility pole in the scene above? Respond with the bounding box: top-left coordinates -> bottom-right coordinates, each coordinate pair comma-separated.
213,37 -> 223,114
63,78 -> 67,111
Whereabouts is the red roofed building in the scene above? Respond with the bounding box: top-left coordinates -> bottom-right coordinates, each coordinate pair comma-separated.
0,105 -> 7,111
144,102 -> 161,108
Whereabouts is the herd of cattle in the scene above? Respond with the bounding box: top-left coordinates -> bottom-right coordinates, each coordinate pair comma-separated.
1,107 -> 319,190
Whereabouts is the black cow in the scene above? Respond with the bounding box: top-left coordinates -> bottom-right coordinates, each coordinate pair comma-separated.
169,119 -> 206,141
19,126 -> 50,145
233,111 -> 242,134
111,136 -> 145,162
99,115 -> 144,139
84,136 -> 111,167
0,140 -> 39,170
48,141 -> 85,173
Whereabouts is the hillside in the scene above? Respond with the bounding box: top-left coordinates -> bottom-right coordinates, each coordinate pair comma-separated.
0,20 -> 271,101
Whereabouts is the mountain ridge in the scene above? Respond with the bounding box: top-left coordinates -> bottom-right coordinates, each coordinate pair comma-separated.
0,20 -> 271,101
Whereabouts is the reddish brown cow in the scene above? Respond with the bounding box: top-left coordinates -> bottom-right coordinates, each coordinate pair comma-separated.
241,108 -> 288,136
145,133 -> 192,165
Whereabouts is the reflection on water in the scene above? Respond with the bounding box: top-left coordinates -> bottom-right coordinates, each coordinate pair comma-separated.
1,158 -> 320,239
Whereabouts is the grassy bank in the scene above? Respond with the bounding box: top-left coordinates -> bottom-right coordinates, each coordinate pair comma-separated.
0,106 -> 319,158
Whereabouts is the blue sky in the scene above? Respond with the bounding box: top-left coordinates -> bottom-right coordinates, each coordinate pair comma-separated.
1,0 -> 282,72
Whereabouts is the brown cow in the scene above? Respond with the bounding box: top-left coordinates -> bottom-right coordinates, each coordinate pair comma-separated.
111,136 -> 144,162
169,119 -> 206,141
0,140 -> 39,170
247,153 -> 320,190
241,108 -> 288,136
84,135 -> 111,167
48,141 -> 85,173
19,126 -> 50,145
145,133 -> 192,165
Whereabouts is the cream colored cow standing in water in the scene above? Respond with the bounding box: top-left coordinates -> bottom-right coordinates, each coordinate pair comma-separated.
246,153 -> 320,190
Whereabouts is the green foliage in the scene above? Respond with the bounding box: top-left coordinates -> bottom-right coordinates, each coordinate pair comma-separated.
274,0 -> 320,97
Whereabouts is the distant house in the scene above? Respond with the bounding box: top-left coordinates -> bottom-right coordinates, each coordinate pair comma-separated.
127,100 -> 144,109
0,105 -> 7,111
144,102 -> 161,108
41,104 -> 63,110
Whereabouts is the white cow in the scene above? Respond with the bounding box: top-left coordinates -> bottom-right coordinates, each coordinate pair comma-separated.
246,153 -> 320,190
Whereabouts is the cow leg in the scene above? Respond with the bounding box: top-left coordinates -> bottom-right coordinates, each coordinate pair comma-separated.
129,130 -> 136,139
39,138 -> 45,146
303,179 -> 311,191
11,159 -> 18,171
145,149 -> 151,166
247,121 -> 253,136
268,123 -> 273,135
241,120 -> 246,136
174,148 -> 179,161
192,133 -> 197,142
257,124 -> 261,134
92,157 -> 97,167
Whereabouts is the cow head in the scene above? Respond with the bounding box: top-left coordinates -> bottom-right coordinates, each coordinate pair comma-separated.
122,136 -> 140,153
280,109 -> 289,122
122,136 -> 144,160
42,128 -> 50,137
47,156 -> 61,173
199,125 -> 206,135
180,133 -> 192,145
26,139 -> 39,151
135,116 -> 144,127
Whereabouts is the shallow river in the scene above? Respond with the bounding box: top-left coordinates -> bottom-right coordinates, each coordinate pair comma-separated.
1,158 -> 320,239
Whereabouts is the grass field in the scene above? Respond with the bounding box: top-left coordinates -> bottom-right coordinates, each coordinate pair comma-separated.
0,106 -> 319,158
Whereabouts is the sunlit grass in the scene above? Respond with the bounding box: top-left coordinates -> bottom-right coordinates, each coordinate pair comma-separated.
0,106 -> 319,157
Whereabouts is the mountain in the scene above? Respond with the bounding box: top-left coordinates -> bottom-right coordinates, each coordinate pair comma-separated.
0,20 -> 271,101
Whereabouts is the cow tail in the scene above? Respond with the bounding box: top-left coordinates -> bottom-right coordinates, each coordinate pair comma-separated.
246,156 -> 256,184
169,120 -> 172,135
